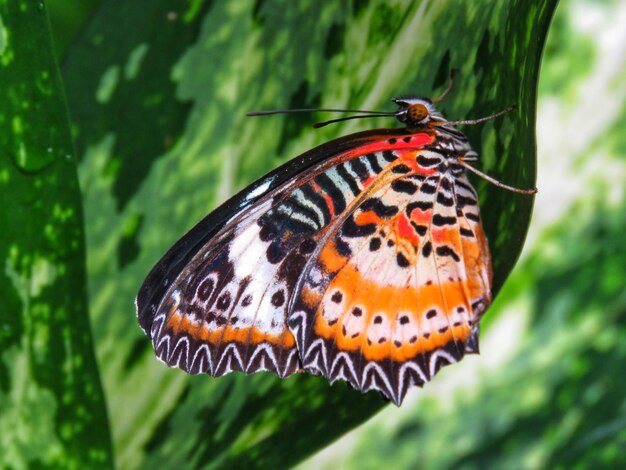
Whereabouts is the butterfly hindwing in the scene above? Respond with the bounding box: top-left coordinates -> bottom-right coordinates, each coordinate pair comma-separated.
287,139 -> 492,405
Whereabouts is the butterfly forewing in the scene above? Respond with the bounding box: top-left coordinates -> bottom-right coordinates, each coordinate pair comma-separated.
137,126 -> 493,405
139,130 -> 418,377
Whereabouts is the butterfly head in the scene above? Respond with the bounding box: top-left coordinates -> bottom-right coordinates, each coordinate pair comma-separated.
393,98 -> 445,128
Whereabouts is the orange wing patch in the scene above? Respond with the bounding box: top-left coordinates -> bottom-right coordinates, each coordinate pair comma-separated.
310,263 -> 473,363
163,310 -> 296,349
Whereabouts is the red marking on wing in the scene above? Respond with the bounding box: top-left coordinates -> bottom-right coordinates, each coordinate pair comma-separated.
409,208 -> 432,224
397,212 -> 418,244
311,180 -> 336,218
431,228 -> 449,244
342,132 -> 435,160
323,194 -> 336,218
363,175 -> 376,187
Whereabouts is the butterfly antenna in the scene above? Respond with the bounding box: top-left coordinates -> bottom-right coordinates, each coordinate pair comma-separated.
431,68 -> 457,103
457,159 -> 537,194
247,108 -> 393,116
312,114 -> 394,128
247,107 -> 396,128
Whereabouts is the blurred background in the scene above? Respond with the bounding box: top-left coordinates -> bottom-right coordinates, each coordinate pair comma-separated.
23,0 -> 624,467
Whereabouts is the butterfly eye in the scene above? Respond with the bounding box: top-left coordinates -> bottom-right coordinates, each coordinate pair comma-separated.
407,103 -> 429,123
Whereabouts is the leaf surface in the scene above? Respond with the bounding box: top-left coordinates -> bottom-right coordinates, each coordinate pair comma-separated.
0,1 -> 113,467
61,0 -> 557,467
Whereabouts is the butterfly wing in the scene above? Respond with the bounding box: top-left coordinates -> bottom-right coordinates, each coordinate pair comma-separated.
136,127 -> 492,404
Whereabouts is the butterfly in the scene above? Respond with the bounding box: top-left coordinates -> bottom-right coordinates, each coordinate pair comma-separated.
136,73 -> 536,406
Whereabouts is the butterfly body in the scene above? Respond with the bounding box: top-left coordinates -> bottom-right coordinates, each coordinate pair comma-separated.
137,98 -> 494,405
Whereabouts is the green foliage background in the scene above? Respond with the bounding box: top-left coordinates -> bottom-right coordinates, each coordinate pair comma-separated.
2,0 -> 624,468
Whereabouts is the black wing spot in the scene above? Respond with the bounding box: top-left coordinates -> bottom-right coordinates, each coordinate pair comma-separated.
361,198 -> 399,217
216,292 -> 231,311
435,245 -> 461,262
420,182 -> 437,194
432,214 -> 457,226
391,180 -> 417,194
197,277 -> 215,301
465,212 -> 480,222
382,150 -> 396,162
457,195 -> 478,207
436,192 -> 454,207
407,201 -> 433,212
422,241 -> 432,257
411,222 -> 428,236
266,241 -> 286,264
271,290 -> 285,307
396,252 -> 410,268
342,215 -> 377,238
335,236 -> 352,257
392,164 -> 411,174
369,237 -> 382,251
417,155 -> 441,167
331,290 -> 343,303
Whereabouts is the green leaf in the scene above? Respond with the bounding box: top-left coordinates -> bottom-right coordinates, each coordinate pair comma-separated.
60,0 -> 556,467
0,1 -> 113,468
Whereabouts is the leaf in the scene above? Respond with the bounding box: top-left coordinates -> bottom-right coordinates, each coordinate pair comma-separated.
60,0 -> 557,467
0,1 -> 113,468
